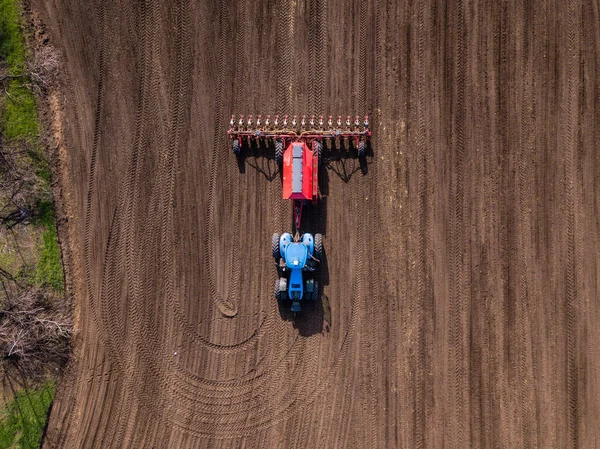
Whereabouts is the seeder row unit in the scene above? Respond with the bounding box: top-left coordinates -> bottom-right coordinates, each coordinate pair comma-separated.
227,114 -> 371,159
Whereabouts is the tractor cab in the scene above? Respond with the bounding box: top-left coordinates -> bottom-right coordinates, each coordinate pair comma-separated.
284,241 -> 308,268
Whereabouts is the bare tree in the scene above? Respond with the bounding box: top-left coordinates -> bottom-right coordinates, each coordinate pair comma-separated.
28,44 -> 60,91
0,287 -> 71,381
0,43 -> 59,92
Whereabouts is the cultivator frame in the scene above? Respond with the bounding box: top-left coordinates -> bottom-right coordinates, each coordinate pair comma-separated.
227,114 -> 371,159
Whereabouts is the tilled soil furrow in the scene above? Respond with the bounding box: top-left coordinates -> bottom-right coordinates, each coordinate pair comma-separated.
496,3 -> 513,446
516,4 -> 539,445
563,2 -> 582,448
277,0 -> 293,115
204,0 -> 237,318
353,2 -> 381,448
446,1 -> 469,447
107,1 -> 168,444
413,2 -> 434,447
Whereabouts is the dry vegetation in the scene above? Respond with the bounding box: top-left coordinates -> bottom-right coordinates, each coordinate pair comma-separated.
0,287 -> 70,381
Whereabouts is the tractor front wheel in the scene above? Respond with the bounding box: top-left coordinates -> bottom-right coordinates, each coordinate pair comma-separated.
314,233 -> 323,260
272,233 -> 281,260
274,279 -> 282,301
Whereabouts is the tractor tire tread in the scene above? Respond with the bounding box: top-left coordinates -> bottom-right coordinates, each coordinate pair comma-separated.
314,233 -> 323,260
272,233 -> 281,260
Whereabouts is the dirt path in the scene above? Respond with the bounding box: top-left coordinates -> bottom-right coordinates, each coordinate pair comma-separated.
36,0 -> 600,447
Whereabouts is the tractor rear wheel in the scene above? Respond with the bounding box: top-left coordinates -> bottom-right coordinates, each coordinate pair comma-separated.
275,139 -> 284,165
232,138 -> 241,156
314,233 -> 323,260
310,280 -> 319,302
275,278 -> 288,303
313,139 -> 322,166
357,140 -> 366,158
274,279 -> 282,301
272,233 -> 281,260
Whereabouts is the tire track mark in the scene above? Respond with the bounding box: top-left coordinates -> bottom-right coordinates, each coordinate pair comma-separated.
414,1 -> 432,447
166,234 -> 363,436
164,0 -> 260,354
71,0 -> 109,443
96,0 -> 155,370
204,0 -> 237,318
225,0 -> 246,322
137,0 -> 189,441
326,190 -> 364,449
476,5 -> 498,446
266,0 -> 295,396
277,0 -> 293,115
214,0 -> 245,326
309,0 -> 326,116
516,2 -> 539,446
101,0 -> 164,444
323,11 -> 368,438
355,1 -> 379,447
447,1 -> 468,447
564,1 -> 581,447
83,0 -> 108,340
371,0 -> 390,445
496,2 -> 512,444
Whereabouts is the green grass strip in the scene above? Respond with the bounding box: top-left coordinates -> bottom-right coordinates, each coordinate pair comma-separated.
33,202 -> 64,292
0,383 -> 54,449
0,0 -> 26,73
0,0 -> 39,140
1,0 -> 63,292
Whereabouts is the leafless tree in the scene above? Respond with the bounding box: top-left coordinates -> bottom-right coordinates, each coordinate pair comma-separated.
0,43 -> 59,92
28,44 -> 60,91
0,287 -> 71,382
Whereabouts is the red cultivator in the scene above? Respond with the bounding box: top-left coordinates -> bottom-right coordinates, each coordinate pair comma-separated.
228,114 -> 370,231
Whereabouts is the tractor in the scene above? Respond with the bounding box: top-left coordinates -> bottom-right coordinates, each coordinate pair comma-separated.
272,231 -> 322,313
229,114 -> 367,313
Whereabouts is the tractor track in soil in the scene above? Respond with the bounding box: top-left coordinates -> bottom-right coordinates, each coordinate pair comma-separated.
35,0 -> 600,447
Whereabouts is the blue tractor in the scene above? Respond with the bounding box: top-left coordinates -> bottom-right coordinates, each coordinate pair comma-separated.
272,232 -> 323,312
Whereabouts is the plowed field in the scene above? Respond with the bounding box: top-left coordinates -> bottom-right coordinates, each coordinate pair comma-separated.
37,0 -> 600,447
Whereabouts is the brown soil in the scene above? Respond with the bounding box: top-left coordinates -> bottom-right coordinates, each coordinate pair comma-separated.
35,0 -> 600,447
